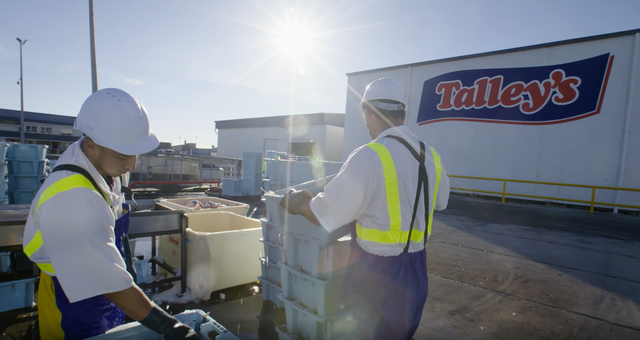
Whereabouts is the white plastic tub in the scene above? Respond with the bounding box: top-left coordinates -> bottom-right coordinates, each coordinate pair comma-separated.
158,211 -> 263,300
260,238 -> 285,265
278,294 -> 335,340
263,175 -> 351,246
284,233 -> 351,280
280,263 -> 343,317
156,196 -> 250,216
261,219 -> 284,246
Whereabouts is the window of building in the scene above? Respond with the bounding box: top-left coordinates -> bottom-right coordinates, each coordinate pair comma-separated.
40,127 -> 52,134
289,142 -> 315,157
61,128 -> 73,135
25,125 -> 37,133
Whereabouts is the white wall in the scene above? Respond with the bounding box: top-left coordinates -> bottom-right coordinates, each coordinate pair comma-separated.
344,32 -> 640,208
217,125 -> 344,162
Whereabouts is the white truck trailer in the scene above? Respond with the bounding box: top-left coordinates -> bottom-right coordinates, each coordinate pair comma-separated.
343,28 -> 640,212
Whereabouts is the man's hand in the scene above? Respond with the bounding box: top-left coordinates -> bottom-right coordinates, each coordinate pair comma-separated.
139,304 -> 197,339
164,323 -> 198,339
280,189 -> 313,215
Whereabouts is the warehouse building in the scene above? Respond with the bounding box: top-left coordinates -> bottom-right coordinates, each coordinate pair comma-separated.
215,113 -> 345,162
343,28 -> 640,211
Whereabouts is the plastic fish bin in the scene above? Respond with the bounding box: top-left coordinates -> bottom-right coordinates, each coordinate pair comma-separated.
0,251 -> 10,273
7,159 -> 46,175
265,160 -> 343,187
158,212 -> 263,300
0,277 -> 37,312
280,263 -> 343,317
262,219 -> 284,246
285,233 -> 351,280
260,256 -> 282,285
259,275 -> 283,308
7,144 -> 48,161
87,309 -> 240,340
260,238 -> 285,265
8,190 -> 36,205
132,259 -> 149,284
0,162 -> 7,178
156,196 -> 250,215
278,294 -> 335,340
8,175 -> 44,191
264,175 -> 351,245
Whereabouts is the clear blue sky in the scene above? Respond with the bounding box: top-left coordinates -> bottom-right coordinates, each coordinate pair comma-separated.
1,0 -> 639,150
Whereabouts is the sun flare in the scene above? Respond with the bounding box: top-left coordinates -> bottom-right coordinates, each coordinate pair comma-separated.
278,22 -> 312,57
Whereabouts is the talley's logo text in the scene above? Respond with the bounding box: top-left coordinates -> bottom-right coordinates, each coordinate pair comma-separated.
417,53 -> 614,125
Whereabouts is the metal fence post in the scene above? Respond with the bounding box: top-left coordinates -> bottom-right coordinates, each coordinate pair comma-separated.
590,187 -> 596,214
502,180 -> 507,203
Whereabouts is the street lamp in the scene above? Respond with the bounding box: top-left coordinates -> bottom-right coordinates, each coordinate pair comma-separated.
17,38 -> 27,144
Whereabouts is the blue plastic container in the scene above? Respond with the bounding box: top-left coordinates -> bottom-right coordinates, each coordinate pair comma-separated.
8,175 -> 44,191
7,144 -> 48,161
87,309 -> 240,339
0,277 -> 37,312
8,190 -> 37,205
8,159 -> 46,175
0,142 -> 9,161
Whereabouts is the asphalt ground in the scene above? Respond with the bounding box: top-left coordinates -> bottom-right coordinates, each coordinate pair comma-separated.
415,195 -> 640,339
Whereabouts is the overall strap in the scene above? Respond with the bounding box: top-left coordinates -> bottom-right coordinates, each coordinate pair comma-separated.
383,135 -> 430,252
51,164 -> 108,203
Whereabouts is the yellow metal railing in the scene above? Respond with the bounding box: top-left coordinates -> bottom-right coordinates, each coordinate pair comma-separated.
448,175 -> 640,214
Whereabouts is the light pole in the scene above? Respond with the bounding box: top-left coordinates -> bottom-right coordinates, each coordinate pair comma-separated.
17,38 -> 27,144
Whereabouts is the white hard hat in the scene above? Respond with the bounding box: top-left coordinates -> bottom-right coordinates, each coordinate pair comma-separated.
74,88 -> 159,156
360,78 -> 407,115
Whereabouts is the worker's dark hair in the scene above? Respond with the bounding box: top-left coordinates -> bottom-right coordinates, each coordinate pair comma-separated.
365,99 -> 406,124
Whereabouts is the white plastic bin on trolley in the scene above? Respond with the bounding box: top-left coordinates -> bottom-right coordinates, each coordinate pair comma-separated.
156,196 -> 250,215
157,211 -> 263,300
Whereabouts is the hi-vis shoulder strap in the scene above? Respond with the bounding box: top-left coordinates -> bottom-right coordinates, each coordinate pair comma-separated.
355,136 -> 442,252
23,165 -> 110,274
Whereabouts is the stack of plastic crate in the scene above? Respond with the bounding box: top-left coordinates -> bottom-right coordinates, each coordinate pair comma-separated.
242,152 -> 263,196
222,178 -> 243,196
263,175 -> 352,340
0,143 -> 9,205
7,144 -> 48,205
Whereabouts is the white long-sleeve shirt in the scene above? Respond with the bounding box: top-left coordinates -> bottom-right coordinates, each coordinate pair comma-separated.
309,126 -> 450,256
23,137 -> 134,303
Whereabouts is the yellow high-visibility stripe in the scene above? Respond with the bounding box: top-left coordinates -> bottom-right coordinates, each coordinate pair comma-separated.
24,173 -> 111,275
427,147 -> 442,238
356,142 -> 402,244
356,142 -> 443,246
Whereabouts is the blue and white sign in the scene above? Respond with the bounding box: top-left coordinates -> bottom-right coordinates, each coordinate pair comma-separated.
417,53 -> 614,125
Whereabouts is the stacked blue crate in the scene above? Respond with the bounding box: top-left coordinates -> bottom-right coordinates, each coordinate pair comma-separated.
6,144 -> 48,204
242,152 -> 263,196
222,178 -> 243,196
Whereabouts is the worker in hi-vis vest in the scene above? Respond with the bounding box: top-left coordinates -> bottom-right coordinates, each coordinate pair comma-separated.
281,78 -> 450,339
22,89 -> 196,340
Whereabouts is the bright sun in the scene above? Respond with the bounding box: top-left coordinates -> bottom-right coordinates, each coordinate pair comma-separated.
278,23 -> 312,57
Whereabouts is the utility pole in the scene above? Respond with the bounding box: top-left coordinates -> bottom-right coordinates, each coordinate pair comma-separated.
89,0 -> 98,93
17,38 -> 27,144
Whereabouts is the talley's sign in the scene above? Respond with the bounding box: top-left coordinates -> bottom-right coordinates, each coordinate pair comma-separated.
416,53 -> 614,125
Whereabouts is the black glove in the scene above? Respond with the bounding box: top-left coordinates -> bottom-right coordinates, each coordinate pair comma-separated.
139,304 -> 198,339
280,189 -> 313,215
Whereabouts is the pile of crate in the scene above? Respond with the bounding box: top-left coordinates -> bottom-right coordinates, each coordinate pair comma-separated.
242,152 -> 263,196
6,143 -> 48,204
261,175 -> 351,340
0,143 -> 9,205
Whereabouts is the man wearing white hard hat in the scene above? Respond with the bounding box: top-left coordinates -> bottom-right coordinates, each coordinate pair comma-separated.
23,89 -> 196,339
281,78 -> 450,339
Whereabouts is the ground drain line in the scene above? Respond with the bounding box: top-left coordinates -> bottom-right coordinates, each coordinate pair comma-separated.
472,229 -> 640,260
429,272 -> 640,333
436,241 -> 640,285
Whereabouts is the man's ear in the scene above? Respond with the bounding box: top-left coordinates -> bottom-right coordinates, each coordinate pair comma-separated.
82,137 -> 98,157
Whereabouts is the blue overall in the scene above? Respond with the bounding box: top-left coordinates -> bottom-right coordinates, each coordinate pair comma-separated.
333,217 -> 429,340
46,203 -> 132,339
